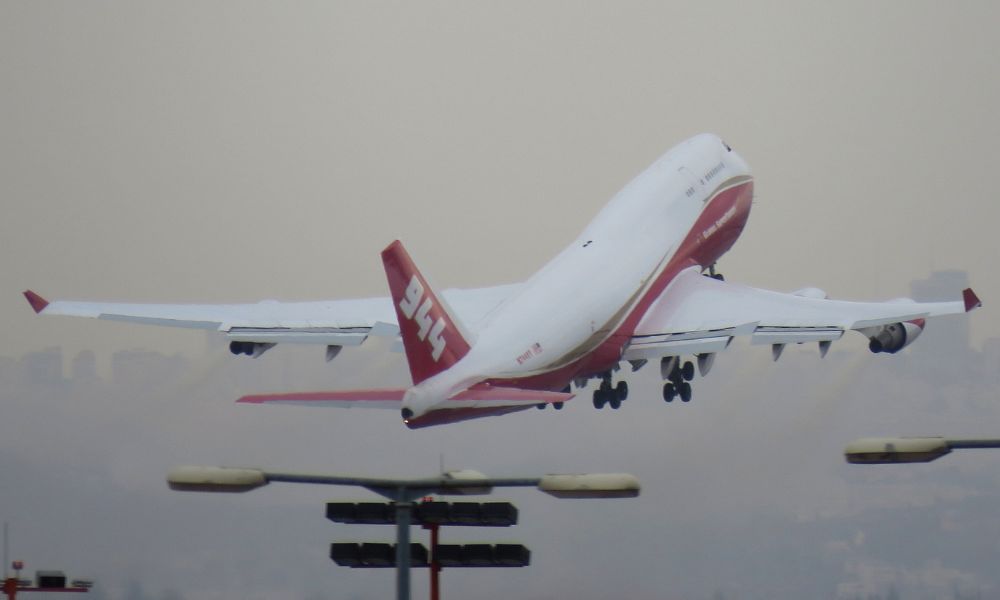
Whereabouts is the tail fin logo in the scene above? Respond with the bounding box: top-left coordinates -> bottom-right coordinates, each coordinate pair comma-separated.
398,275 -> 447,362
382,240 -> 472,384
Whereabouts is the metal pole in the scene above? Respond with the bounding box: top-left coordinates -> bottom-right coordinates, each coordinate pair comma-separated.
394,496 -> 412,600
429,524 -> 440,600
947,439 -> 1000,449
2,528 -> 14,600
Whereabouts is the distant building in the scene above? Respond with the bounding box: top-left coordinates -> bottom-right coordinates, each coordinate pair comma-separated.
982,337 -> 1000,382
71,350 -> 99,382
0,356 -> 16,382
111,349 -> 186,385
903,270 -> 979,386
909,270 -> 972,356
20,347 -> 63,384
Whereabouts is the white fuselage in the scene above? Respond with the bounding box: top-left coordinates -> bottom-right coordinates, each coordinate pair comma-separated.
403,133 -> 752,417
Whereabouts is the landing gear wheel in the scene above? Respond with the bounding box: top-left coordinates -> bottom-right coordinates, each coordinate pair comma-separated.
554,402 -> 564,410
662,382 -> 676,403
681,361 -> 695,381
678,381 -> 692,402
592,390 -> 605,409
615,381 -> 629,401
669,363 -> 684,385
609,396 -> 621,410
536,403 -> 546,410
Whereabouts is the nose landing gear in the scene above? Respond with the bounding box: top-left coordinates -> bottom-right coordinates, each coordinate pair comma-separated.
707,263 -> 725,281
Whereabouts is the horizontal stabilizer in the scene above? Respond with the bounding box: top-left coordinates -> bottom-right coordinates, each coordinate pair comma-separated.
238,389 -> 405,409
237,385 -> 571,410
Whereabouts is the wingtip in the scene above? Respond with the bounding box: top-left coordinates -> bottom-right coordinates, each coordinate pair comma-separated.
963,288 -> 982,312
23,290 -> 49,314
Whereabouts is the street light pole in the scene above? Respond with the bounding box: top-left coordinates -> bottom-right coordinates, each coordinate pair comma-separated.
167,466 -> 639,600
427,523 -> 440,600
394,493 -> 412,600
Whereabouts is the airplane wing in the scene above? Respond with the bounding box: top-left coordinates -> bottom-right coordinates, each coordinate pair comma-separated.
23,284 -> 521,355
625,266 -> 981,361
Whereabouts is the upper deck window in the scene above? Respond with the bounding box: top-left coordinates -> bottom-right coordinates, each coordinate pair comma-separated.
704,161 -> 726,183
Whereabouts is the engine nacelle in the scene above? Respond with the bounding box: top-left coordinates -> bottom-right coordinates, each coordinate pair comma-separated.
867,320 -> 924,354
229,341 -> 276,358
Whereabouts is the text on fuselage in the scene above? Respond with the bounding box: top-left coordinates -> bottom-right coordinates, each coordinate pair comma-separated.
516,342 -> 543,365
702,205 -> 737,241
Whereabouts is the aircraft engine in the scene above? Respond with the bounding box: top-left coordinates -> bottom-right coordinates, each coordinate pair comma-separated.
867,320 -> 924,354
229,341 -> 276,358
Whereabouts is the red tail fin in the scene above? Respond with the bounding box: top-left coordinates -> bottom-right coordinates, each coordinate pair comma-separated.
382,240 -> 472,384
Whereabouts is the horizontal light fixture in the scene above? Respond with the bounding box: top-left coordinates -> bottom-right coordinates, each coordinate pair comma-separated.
167,466 -> 268,492
537,473 -> 640,498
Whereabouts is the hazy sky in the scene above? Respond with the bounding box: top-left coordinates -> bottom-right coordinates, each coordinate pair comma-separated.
2,2 -> 999,599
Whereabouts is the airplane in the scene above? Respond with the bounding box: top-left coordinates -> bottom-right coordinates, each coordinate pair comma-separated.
24,133 -> 981,428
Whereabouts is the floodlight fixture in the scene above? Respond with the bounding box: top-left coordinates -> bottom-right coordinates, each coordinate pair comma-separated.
844,437 -> 1000,464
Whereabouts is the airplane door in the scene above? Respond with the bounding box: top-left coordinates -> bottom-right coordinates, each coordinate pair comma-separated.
675,165 -> 700,201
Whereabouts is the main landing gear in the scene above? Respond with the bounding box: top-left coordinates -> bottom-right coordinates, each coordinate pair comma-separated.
661,357 -> 695,403
535,401 -> 565,410
592,372 -> 628,410
536,386 -> 569,410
